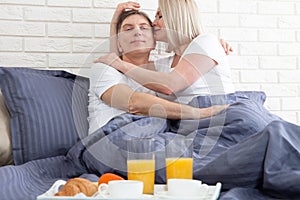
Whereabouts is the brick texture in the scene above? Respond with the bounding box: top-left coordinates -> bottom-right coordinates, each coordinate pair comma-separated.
0,0 -> 299,125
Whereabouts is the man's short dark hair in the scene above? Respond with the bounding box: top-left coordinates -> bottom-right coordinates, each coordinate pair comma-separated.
116,10 -> 154,34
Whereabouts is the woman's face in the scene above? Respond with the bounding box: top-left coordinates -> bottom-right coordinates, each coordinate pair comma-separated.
117,14 -> 155,55
153,8 -> 168,42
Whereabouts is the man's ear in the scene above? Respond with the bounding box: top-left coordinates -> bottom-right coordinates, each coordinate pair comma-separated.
117,39 -> 123,53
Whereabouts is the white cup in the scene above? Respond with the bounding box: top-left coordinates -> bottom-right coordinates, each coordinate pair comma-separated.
167,179 -> 208,197
97,180 -> 143,198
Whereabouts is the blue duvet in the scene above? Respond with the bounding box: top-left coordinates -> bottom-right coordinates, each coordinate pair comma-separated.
0,92 -> 299,200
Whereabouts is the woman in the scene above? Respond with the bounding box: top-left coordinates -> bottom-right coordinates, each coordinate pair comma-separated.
88,9 -> 228,134
96,0 -> 235,105
92,3 -> 300,199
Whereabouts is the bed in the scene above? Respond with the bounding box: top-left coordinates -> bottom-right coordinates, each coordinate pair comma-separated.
0,67 -> 299,200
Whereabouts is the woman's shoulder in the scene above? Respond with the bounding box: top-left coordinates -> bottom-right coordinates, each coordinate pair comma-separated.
188,33 -> 225,54
193,33 -> 220,45
184,33 -> 227,63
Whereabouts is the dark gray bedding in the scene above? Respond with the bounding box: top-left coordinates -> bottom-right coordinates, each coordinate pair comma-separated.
0,93 -> 299,200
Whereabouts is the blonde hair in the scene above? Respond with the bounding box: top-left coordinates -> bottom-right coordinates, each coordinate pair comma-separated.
159,0 -> 203,52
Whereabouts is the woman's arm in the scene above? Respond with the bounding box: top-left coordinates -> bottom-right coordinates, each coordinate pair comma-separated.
96,52 -> 216,95
101,83 -> 228,119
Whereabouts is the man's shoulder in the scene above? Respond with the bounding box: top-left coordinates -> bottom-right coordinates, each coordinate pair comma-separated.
92,62 -> 110,70
91,63 -> 122,75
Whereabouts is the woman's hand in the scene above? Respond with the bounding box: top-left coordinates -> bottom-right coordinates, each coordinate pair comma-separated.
94,52 -> 124,71
109,2 -> 140,54
111,1 -> 140,25
219,39 -> 233,55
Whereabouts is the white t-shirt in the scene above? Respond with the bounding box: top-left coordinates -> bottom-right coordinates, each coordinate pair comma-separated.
154,33 -> 235,104
88,63 -> 155,134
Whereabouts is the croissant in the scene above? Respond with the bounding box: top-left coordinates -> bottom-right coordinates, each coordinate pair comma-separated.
55,177 -> 98,197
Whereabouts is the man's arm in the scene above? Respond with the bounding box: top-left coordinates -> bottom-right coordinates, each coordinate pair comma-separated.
101,83 -> 227,119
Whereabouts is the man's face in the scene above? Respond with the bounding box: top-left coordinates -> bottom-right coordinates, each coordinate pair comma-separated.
117,14 -> 155,55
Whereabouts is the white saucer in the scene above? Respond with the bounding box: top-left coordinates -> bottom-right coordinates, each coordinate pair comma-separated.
154,182 -> 222,200
155,191 -> 204,200
95,194 -> 154,199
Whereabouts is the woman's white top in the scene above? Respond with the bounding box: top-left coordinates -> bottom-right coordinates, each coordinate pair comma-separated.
87,63 -> 154,134
154,33 -> 235,104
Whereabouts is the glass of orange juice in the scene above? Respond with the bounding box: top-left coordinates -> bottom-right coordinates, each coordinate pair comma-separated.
127,138 -> 155,194
165,137 -> 193,180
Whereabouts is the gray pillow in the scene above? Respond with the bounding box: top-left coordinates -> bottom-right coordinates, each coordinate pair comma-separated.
0,67 -> 89,165
0,90 -> 13,166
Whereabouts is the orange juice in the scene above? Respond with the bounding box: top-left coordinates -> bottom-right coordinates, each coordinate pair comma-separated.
127,159 -> 155,194
166,157 -> 193,180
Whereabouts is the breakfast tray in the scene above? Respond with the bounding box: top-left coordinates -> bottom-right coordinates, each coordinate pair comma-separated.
37,182 -> 221,200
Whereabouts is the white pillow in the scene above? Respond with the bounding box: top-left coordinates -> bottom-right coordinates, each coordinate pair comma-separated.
0,90 -> 13,166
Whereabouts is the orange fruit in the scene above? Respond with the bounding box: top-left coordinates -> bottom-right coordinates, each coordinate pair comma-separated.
98,173 -> 124,185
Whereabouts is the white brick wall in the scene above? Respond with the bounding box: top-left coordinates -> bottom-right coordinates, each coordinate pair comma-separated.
0,0 -> 299,125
